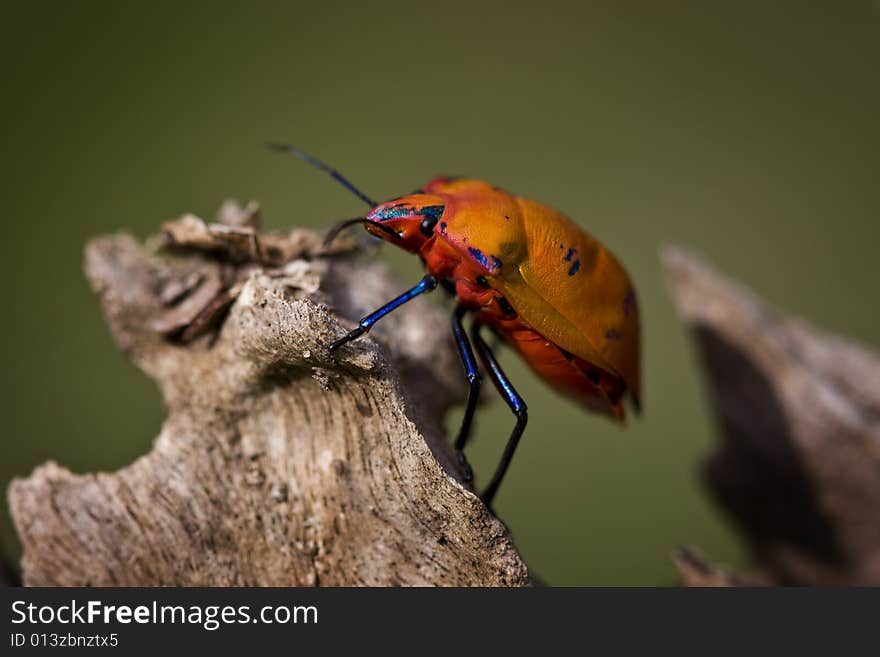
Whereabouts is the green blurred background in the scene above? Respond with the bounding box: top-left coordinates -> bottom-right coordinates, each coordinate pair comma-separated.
2,1 -> 878,585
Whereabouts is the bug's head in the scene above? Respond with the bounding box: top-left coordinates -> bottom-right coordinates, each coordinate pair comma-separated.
323,193 -> 446,252
358,194 -> 446,252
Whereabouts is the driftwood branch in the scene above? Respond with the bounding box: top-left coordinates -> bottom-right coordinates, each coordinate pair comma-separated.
664,247 -> 880,586
8,203 -> 530,586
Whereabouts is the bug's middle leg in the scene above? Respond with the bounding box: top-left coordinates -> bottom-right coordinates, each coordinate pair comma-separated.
450,306 -> 481,484
471,323 -> 528,510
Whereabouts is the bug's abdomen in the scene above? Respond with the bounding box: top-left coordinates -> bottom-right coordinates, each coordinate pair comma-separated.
484,318 -> 628,420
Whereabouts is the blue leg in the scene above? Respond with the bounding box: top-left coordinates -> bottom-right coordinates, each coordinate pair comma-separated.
328,275 -> 438,352
471,324 -> 528,509
451,307 -> 481,483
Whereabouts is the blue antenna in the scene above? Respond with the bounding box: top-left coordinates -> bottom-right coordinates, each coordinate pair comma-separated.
267,143 -> 378,208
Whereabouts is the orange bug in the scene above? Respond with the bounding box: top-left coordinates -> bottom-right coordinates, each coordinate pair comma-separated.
270,145 -> 641,508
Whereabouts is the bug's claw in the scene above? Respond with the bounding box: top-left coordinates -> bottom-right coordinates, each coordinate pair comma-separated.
327,326 -> 366,353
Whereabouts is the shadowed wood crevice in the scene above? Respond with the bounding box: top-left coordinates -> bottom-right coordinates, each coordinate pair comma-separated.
7,204 -> 531,587
663,246 -> 880,586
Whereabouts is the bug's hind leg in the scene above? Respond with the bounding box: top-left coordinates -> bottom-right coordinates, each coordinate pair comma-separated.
327,275 -> 438,352
451,306 -> 481,484
470,324 -> 528,510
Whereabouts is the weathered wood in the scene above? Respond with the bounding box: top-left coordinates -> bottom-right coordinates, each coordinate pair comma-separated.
663,247 -> 880,586
8,205 -> 531,587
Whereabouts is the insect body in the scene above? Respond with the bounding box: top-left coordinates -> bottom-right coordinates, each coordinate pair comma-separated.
270,145 -> 641,509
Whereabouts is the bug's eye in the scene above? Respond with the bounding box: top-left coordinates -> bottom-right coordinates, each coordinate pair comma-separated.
420,216 -> 438,237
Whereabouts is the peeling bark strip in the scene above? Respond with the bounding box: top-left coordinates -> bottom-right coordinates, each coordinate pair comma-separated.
663,247 -> 880,586
8,203 -> 531,587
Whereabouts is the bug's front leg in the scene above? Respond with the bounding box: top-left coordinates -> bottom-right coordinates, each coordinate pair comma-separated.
327,275 -> 438,352
451,306 -> 481,484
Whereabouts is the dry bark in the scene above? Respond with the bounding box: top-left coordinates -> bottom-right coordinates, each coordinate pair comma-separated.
663,247 -> 880,586
8,203 -> 531,587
